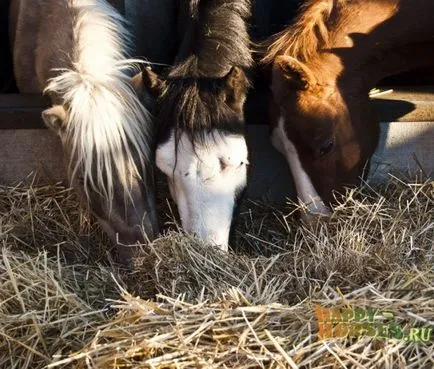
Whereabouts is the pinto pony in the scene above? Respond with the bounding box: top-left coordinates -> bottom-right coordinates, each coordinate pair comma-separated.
9,0 -> 159,262
136,0 -> 252,250
263,0 -> 434,214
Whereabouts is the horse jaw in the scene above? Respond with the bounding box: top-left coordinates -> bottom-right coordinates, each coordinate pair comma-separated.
156,130 -> 248,250
271,116 -> 331,218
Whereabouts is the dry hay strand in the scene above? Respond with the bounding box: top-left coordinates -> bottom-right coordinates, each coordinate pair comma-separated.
0,175 -> 432,368
0,248 -> 114,369
50,272 -> 433,369
0,182 -> 120,369
0,182 -> 110,264
129,177 -> 433,304
49,175 -> 429,368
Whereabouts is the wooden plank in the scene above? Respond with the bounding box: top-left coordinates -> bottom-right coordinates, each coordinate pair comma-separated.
371,86 -> 434,122
369,121 -> 434,181
1,87 -> 434,131
0,94 -> 48,129
0,129 -> 65,185
0,94 -> 50,108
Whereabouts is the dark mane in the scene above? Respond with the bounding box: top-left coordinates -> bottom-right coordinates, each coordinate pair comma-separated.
171,0 -> 252,78
262,0 -> 347,64
157,0 -> 252,146
158,76 -> 247,144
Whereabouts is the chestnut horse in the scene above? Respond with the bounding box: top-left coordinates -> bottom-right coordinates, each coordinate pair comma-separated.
263,0 -> 434,215
9,0 -> 159,263
135,0 -> 252,250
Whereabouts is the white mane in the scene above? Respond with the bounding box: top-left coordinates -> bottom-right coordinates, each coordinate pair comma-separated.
45,0 -> 151,202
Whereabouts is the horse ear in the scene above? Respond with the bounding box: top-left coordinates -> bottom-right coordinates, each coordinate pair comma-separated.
42,105 -> 67,135
222,66 -> 249,115
275,55 -> 316,90
132,67 -> 165,98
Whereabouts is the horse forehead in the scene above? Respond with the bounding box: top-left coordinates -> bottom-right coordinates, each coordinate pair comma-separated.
292,91 -> 339,124
172,132 -> 248,155
157,131 -> 247,171
212,134 -> 248,157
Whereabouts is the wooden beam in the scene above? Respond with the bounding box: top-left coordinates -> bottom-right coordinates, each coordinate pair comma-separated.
1,87 -> 434,130
371,86 -> 434,122
0,94 -> 48,129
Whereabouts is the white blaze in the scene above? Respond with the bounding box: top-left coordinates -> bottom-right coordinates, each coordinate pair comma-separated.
156,131 -> 248,250
271,117 -> 331,215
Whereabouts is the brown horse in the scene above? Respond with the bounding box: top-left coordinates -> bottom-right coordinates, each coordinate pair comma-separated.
134,0 -> 252,250
9,0 -> 159,263
263,0 -> 434,215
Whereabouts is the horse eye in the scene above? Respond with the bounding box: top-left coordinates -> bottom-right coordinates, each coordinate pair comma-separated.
319,138 -> 335,157
219,158 -> 228,171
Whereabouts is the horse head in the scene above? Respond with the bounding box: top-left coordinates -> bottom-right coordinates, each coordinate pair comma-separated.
42,74 -> 159,264
269,55 -> 379,216
135,66 -> 250,250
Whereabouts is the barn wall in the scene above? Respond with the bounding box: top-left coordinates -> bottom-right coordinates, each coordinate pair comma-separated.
0,120 -> 432,202
0,91 -> 432,202
0,1 -> 433,202
0,129 -> 65,185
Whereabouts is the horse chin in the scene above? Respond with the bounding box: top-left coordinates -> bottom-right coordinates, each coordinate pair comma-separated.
300,202 -> 332,224
96,217 -> 140,265
73,179 -> 159,266
96,209 -> 159,266
187,223 -> 230,252
305,199 -> 332,216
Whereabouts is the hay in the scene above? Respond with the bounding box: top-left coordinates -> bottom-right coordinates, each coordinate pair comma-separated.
49,278 -> 434,369
0,176 -> 433,368
0,248 -> 111,369
0,183 -> 110,264
129,177 -> 433,304
0,184 -> 117,369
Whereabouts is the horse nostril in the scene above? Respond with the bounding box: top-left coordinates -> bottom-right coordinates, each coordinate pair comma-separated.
301,209 -> 331,226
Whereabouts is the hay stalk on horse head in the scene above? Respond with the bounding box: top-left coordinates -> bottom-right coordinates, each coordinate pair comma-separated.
10,0 -> 159,262
134,0 -> 253,250
263,0 -> 434,217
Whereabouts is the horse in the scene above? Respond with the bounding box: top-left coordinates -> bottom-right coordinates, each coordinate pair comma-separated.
262,0 -> 434,215
133,0 -> 252,250
9,0 -> 159,263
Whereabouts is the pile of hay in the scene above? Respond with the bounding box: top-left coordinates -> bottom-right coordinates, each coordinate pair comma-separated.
0,176 -> 432,368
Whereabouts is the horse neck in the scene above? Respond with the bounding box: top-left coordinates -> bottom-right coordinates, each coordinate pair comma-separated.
312,0 -> 434,91
171,0 -> 251,79
172,31 -> 232,79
